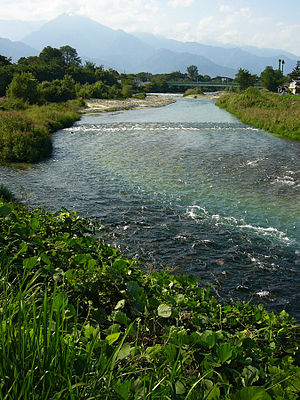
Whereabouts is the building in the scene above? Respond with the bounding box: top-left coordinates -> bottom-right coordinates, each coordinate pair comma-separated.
288,79 -> 300,95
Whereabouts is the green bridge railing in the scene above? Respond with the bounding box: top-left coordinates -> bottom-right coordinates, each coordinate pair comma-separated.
167,81 -> 263,88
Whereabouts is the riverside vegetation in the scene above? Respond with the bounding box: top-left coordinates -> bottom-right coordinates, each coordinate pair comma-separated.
0,187 -> 299,399
216,88 -> 300,140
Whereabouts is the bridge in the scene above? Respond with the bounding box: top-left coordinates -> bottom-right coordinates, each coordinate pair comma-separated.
167,81 -> 263,89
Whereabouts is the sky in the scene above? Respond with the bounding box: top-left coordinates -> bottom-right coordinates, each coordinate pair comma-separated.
0,0 -> 299,55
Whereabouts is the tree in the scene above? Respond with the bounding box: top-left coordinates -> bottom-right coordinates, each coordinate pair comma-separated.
60,45 -> 81,67
260,66 -> 283,92
187,65 -> 199,81
234,68 -> 257,90
6,72 -> 39,104
288,62 -> 300,80
0,54 -> 12,66
39,46 -> 64,65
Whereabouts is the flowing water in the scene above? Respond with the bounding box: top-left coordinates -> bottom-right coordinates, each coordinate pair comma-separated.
1,95 -> 300,319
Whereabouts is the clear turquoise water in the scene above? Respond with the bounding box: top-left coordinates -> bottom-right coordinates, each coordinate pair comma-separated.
1,95 -> 299,318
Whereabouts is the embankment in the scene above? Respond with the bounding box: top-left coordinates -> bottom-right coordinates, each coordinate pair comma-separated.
216,88 -> 300,140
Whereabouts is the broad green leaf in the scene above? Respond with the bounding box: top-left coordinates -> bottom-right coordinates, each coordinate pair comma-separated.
53,292 -> 68,311
205,385 -> 220,400
117,343 -> 132,361
175,381 -> 186,395
158,303 -> 172,318
113,259 -> 128,270
165,343 -> 177,362
115,380 -> 132,400
106,332 -> 121,345
242,365 -> 260,385
232,387 -> 272,400
113,311 -> 131,326
0,205 -> 11,217
216,343 -> 233,363
23,256 -> 39,271
30,217 -> 39,230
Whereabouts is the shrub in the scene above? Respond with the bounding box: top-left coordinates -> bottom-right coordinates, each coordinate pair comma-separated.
6,72 -> 39,104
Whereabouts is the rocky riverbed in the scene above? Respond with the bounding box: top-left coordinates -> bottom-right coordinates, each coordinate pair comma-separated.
82,95 -> 176,113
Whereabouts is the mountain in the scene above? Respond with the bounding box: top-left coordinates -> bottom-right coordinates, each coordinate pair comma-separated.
0,37 -> 38,62
0,14 -> 297,76
135,48 -> 236,76
0,19 -> 46,41
21,14 -> 153,71
133,32 -> 298,76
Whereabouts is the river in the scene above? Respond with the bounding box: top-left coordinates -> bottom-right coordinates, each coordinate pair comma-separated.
1,95 -> 299,319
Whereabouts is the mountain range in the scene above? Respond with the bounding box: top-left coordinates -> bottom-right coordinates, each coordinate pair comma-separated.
0,14 -> 298,77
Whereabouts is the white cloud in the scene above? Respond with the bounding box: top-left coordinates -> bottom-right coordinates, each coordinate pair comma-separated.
168,0 -> 194,9
219,5 -> 233,13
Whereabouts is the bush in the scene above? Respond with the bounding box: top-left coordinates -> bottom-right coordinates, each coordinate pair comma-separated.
183,87 -> 204,97
6,72 -> 39,104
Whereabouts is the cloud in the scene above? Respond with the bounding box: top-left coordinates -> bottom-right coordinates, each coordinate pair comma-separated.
219,5 -> 233,13
168,0 -> 194,8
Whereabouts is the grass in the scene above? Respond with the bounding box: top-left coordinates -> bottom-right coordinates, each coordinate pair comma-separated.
183,88 -> 205,97
216,88 -> 300,140
0,189 -> 299,399
0,99 -> 81,163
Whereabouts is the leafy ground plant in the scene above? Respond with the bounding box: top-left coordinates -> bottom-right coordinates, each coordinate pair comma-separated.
0,193 -> 299,399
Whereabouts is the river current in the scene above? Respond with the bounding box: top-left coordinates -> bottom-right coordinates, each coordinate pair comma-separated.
1,95 -> 299,319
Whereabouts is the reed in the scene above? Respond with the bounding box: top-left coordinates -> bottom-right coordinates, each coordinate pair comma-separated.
216,88 -> 300,140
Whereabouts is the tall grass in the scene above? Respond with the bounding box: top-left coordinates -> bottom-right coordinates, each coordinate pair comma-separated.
0,193 -> 299,399
0,100 -> 81,163
216,88 -> 300,140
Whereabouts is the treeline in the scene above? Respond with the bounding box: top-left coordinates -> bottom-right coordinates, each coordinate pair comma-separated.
0,45 -> 143,104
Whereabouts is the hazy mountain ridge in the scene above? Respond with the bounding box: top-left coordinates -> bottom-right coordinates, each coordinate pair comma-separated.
0,37 -> 38,61
0,14 -> 298,76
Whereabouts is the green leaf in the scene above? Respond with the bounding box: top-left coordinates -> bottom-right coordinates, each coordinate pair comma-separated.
106,332 -> 121,345
242,365 -> 260,385
216,343 -> 233,363
158,303 -> 172,318
175,381 -> 186,395
165,344 -> 177,362
117,343 -> 132,361
53,292 -> 68,311
113,311 -> 131,326
115,380 -> 132,400
205,385 -> 220,400
232,387 -> 272,400
23,256 -> 39,271
30,217 -> 39,230
115,299 -> 126,310
0,205 -> 11,217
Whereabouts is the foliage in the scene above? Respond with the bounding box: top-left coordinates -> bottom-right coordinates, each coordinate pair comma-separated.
288,63 -> 300,80
0,101 -> 80,163
260,66 -> 284,92
183,88 -> 204,97
234,68 -> 258,90
0,195 -> 299,399
6,72 -> 39,104
38,75 -> 76,103
216,88 -> 300,140
187,65 -> 199,81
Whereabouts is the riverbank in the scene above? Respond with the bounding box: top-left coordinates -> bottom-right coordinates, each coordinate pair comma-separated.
216,88 -> 300,140
0,190 -> 299,399
0,99 -> 81,163
82,94 -> 176,113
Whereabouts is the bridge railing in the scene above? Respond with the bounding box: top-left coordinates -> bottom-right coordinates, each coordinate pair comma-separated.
167,81 -> 263,88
